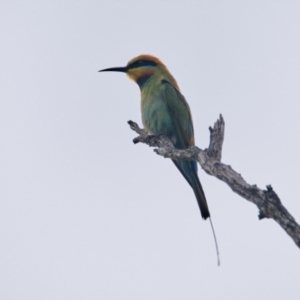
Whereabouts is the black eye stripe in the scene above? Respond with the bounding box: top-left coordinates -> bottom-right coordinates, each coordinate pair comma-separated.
128,60 -> 157,69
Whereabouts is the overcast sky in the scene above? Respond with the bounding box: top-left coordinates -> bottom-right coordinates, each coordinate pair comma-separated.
1,1 -> 300,299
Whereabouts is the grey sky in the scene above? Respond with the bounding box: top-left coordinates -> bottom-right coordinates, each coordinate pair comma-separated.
1,1 -> 300,299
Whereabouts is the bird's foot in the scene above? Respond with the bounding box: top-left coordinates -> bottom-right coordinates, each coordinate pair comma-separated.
145,134 -> 158,146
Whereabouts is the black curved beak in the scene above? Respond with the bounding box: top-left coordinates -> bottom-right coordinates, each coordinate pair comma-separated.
98,66 -> 128,73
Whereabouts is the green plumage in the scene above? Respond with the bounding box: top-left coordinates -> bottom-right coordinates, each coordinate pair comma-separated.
141,78 -> 210,219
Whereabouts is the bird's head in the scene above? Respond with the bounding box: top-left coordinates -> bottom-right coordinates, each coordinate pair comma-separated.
99,54 -> 179,89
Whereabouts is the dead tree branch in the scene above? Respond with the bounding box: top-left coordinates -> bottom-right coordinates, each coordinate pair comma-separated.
127,115 -> 300,248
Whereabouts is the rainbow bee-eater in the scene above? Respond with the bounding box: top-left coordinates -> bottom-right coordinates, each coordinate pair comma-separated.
99,55 -> 210,220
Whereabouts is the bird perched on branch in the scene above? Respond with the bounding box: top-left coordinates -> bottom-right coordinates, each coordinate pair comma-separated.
99,55 -> 210,220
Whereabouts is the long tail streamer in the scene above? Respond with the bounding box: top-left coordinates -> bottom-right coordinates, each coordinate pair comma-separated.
209,217 -> 220,266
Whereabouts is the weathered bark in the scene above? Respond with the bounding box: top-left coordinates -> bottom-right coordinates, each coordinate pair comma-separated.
127,115 -> 300,248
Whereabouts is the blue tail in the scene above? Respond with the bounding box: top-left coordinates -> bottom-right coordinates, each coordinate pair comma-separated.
172,160 -> 210,220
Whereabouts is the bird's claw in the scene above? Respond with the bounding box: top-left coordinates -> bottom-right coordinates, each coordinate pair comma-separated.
145,135 -> 157,145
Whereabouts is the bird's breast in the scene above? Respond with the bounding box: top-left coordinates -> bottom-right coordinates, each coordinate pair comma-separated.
140,85 -> 175,140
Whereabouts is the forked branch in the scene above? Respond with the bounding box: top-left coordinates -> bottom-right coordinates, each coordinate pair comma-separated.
127,115 -> 300,248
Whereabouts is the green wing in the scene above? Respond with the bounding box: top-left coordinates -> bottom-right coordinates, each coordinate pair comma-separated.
160,80 -> 195,149
159,81 -> 210,219
142,79 -> 210,219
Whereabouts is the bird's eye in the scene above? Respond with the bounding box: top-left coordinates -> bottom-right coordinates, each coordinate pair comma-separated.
138,60 -> 144,65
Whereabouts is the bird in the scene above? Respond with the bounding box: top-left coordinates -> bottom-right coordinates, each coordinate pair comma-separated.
99,55 -> 211,220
